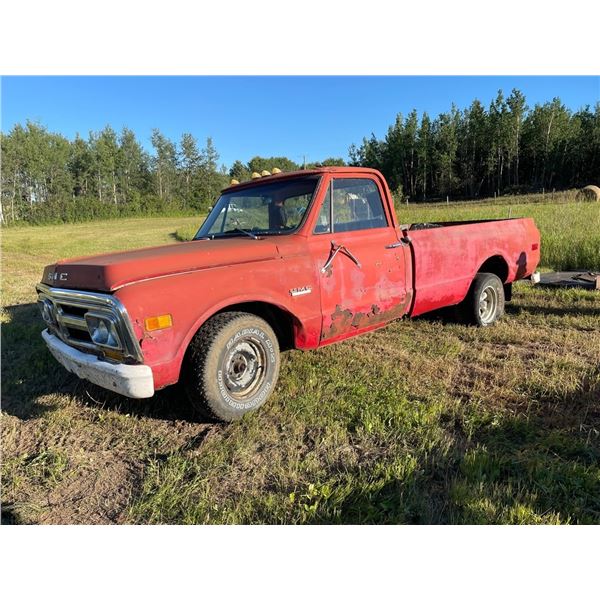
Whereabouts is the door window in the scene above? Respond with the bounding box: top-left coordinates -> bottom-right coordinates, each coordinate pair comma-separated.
314,178 -> 387,234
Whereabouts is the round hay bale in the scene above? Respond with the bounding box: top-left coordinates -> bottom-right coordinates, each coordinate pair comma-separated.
576,185 -> 600,202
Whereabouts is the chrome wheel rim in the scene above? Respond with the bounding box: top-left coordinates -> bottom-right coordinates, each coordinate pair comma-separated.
223,337 -> 267,399
478,285 -> 498,324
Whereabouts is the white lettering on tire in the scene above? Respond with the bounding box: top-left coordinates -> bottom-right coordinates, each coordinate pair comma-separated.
219,326 -> 276,409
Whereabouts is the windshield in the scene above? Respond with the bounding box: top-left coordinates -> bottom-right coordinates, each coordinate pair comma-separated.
195,176 -> 320,239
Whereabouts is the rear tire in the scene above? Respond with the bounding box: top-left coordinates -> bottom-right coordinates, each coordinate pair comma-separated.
182,311 -> 280,421
462,272 -> 505,326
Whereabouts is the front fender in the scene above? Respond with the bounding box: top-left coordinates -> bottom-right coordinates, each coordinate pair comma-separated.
115,259 -> 321,389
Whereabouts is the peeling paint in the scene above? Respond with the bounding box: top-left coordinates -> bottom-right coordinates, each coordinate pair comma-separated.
322,291 -> 413,341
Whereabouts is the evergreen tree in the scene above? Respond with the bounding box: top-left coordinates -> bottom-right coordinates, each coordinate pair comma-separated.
506,89 -> 527,188
434,106 -> 460,197
229,160 -> 251,182
416,112 -> 432,200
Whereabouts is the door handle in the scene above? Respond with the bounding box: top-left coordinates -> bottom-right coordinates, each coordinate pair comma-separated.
321,241 -> 362,273
385,236 -> 411,249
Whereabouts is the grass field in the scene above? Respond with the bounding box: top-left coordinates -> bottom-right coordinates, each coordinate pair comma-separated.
2,198 -> 599,524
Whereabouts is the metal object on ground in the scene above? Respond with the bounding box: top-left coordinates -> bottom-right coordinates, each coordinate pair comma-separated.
537,271 -> 600,291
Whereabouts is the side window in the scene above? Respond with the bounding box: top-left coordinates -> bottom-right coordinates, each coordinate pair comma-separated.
314,184 -> 331,233
314,178 -> 387,234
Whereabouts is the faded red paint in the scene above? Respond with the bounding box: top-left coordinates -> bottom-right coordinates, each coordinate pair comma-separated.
39,167 -> 541,392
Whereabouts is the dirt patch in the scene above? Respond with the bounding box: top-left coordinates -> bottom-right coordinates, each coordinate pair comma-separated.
1,385 -> 218,524
40,451 -> 143,524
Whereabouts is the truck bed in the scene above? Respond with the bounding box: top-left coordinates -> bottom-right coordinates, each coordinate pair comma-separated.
406,218 -> 540,317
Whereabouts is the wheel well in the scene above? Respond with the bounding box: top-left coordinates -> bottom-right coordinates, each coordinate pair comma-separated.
215,301 -> 296,351
478,255 -> 509,283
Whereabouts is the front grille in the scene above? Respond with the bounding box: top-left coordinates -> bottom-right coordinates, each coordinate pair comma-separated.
66,327 -> 93,343
57,303 -> 87,318
36,284 -> 143,363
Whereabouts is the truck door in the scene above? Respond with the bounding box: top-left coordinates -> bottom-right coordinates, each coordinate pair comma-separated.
307,176 -> 410,344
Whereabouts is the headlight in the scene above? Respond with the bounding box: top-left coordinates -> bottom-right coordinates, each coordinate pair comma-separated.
85,314 -> 121,349
38,299 -> 55,325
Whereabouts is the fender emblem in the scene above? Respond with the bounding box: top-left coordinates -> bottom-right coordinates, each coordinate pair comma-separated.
289,286 -> 312,297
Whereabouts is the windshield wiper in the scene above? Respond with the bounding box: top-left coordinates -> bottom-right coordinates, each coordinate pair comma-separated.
228,227 -> 259,240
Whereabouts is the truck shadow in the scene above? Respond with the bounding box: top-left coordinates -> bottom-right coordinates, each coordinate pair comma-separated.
506,302 -> 600,318
75,381 -> 213,423
413,305 -> 463,325
1,302 -> 212,423
419,297 -> 600,324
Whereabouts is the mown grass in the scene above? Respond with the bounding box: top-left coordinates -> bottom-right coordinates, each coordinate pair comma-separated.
1,197 -> 599,524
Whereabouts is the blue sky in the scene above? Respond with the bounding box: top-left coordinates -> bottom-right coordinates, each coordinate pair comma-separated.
2,76 -> 598,168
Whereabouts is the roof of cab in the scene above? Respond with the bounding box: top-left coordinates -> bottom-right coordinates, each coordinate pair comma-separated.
221,166 -> 382,193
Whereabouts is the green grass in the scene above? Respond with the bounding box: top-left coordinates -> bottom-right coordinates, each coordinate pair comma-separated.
2,197 -> 599,524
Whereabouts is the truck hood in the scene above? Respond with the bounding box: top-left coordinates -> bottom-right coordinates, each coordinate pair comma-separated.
41,238 -> 280,292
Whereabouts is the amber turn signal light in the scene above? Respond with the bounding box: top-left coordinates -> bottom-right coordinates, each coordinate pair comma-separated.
103,348 -> 123,361
145,314 -> 173,331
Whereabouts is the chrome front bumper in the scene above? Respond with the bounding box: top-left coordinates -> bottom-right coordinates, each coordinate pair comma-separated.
36,283 -> 144,363
42,329 -> 154,398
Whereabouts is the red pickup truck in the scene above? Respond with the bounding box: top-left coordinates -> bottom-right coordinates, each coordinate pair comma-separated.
37,167 -> 540,421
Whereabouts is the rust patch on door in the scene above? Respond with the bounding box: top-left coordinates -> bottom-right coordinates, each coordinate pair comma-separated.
321,291 -> 413,341
324,304 -> 354,338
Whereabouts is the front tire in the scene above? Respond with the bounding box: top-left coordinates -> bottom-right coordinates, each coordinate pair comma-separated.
183,311 -> 280,421
463,272 -> 505,326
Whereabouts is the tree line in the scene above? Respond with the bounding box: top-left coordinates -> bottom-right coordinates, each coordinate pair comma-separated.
0,122 -> 344,225
1,88 -> 598,225
0,123 -> 228,224
349,90 -> 599,201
